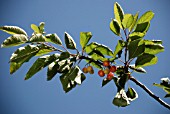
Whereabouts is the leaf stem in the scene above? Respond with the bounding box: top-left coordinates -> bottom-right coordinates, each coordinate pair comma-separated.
130,76 -> 170,110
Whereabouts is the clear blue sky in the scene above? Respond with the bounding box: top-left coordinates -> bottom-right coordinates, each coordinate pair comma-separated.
0,0 -> 170,114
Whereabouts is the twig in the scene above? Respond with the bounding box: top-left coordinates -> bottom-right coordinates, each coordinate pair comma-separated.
130,76 -> 170,110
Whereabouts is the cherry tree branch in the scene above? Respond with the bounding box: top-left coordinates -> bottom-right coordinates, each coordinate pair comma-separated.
130,76 -> 170,110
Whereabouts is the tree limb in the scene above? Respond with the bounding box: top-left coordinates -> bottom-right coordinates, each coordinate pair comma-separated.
130,76 -> 170,110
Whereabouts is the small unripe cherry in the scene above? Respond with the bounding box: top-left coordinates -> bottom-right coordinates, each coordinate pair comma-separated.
82,67 -> 88,74
103,60 -> 110,67
110,66 -> 117,72
104,68 -> 110,74
98,70 -> 105,77
87,66 -> 93,72
107,72 -> 114,80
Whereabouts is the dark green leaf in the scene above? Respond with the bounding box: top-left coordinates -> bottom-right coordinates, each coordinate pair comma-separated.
60,66 -> 86,93
165,94 -> 170,98
113,40 -> 125,58
128,32 -> 145,41
0,26 -> 27,36
144,40 -> 162,45
31,24 -> 40,33
39,22 -> 45,33
129,65 -> 146,73
113,89 -> 130,107
25,53 -> 60,80
30,34 -> 46,42
59,52 -> 70,60
114,2 -> 124,28
122,14 -> 134,29
137,11 -> 154,24
1,34 -> 28,47
102,78 -> 112,87
65,32 -> 76,49
128,39 -> 145,59
10,45 -> 40,74
134,22 -> 150,33
95,45 -> 114,56
135,53 -> 158,68
129,12 -> 139,32
80,32 -> 92,49
85,59 -> 102,69
126,87 -> 138,101
45,33 -> 62,45
47,62 -> 58,81
110,19 -> 120,36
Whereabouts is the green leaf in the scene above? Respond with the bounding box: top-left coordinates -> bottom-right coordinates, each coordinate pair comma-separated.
129,12 -> 139,32
134,22 -> 150,33
110,19 -> 120,36
47,62 -> 58,81
25,53 -> 60,80
88,50 -> 105,61
128,32 -> 145,41
36,44 -> 55,56
165,94 -> 170,98
128,39 -> 145,59
114,2 -> 124,28
144,40 -> 164,55
85,59 -> 102,69
122,14 -> 134,29
113,89 -> 130,107
84,42 -> 99,53
144,40 -> 162,45
59,52 -> 70,60
39,22 -> 45,33
1,34 -> 28,47
137,11 -> 154,24
30,34 -> 46,42
129,65 -> 147,73
60,66 -> 86,93
135,53 -> 158,68
10,45 -> 39,74
95,45 -> 114,56
113,40 -> 125,58
45,33 -> 62,45
102,78 -> 112,87
65,32 -> 76,49
0,26 -> 27,36
31,24 -> 40,33
126,87 -> 138,101
80,32 -> 92,49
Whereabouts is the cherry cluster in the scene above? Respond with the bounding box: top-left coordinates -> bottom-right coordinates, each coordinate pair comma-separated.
82,61 -> 117,80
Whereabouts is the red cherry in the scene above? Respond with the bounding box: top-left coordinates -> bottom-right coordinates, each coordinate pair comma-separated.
98,70 -> 105,77
107,72 -> 114,80
110,66 -> 117,72
103,61 -> 110,67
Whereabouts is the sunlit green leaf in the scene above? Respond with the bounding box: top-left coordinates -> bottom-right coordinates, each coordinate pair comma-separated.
113,40 -> 125,58
10,45 -> 40,74
31,24 -> 40,33
135,53 -> 158,68
1,34 -> 28,47
65,32 -> 76,49
126,87 -> 138,101
145,44 -> 164,55
45,33 -> 62,45
129,12 -> 139,32
85,59 -> 102,69
110,19 -> 120,36
30,34 -> 46,42
25,53 -> 60,80
114,2 -> 124,28
128,32 -> 145,41
137,11 -> 154,24
128,39 -> 145,59
0,26 -> 27,36
36,44 -> 55,56
122,14 -> 134,29
80,32 -> 92,49
96,45 -> 114,56
84,42 -> 99,53
144,40 -> 162,45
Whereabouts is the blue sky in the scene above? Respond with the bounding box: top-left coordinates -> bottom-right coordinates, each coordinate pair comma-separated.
0,0 -> 170,114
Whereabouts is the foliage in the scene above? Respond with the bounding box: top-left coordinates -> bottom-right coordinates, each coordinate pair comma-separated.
0,2 -> 167,108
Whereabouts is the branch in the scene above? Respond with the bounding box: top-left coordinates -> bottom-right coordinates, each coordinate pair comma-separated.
130,76 -> 170,110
